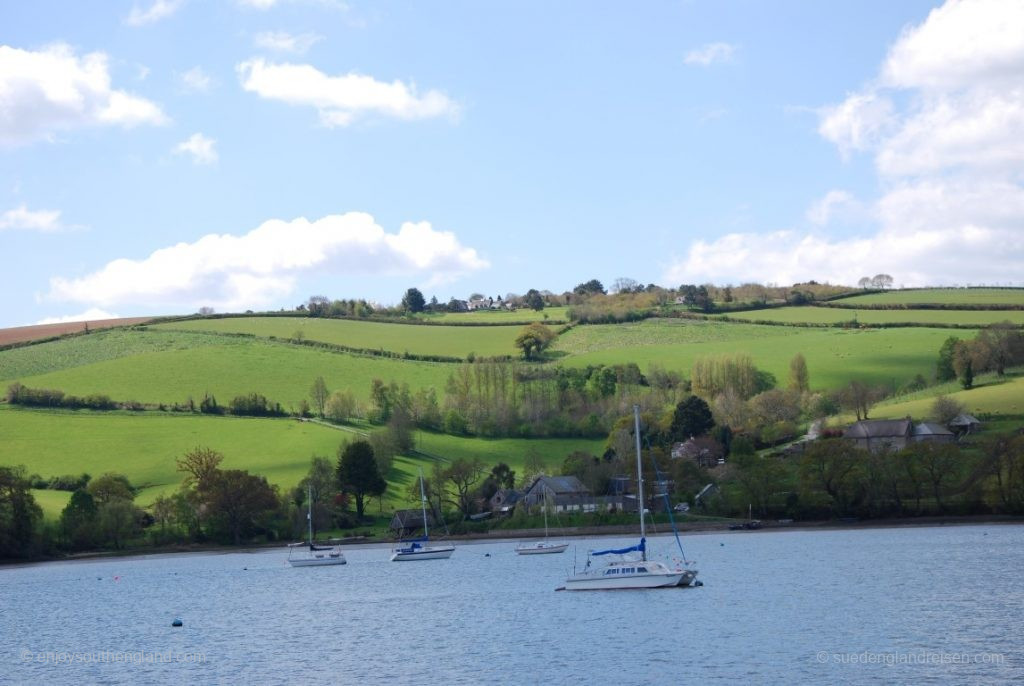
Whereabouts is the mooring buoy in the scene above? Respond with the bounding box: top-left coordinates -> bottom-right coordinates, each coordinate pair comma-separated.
172,618 -> 183,627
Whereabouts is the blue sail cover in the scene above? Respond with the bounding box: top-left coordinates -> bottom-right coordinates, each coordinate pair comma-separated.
592,537 -> 645,556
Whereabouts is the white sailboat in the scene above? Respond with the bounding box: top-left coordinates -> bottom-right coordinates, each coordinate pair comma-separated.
288,484 -> 346,567
515,487 -> 568,555
390,469 -> 455,561
562,405 -> 699,590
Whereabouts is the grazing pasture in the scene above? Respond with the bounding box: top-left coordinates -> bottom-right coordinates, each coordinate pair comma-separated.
717,307 -> 1024,327
552,319 -> 974,391
152,317 -> 524,359
0,407 -> 600,517
837,288 -> 1024,306
4,336 -> 453,408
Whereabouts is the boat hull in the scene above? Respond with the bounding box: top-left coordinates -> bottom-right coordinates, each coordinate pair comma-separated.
288,555 -> 347,567
390,546 -> 455,561
516,542 -> 569,555
563,570 -> 684,590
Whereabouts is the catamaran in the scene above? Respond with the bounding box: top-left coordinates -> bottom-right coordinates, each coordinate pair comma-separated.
515,486 -> 568,555
390,469 -> 455,561
561,405 -> 699,590
288,484 -> 346,567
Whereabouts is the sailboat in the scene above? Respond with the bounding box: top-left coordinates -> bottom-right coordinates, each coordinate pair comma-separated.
390,469 -> 455,561
288,484 -> 346,567
515,486 -> 568,555
561,405 -> 699,590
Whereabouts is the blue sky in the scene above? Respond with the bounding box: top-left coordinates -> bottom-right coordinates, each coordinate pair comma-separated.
2,0 -> 1023,327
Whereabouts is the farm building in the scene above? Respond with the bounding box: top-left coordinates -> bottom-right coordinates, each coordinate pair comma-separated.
390,509 -> 436,537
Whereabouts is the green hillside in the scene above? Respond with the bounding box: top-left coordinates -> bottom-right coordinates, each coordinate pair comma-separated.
838,288 -> 1024,306
552,319 -> 971,390
716,307 -> 1024,327
152,316 -> 524,359
0,406 -> 600,518
424,306 -> 569,323
3,289 -> 1021,532
4,333 -> 453,408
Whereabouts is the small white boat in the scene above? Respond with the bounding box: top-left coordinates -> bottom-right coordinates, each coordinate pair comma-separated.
516,489 -> 567,555
561,405 -> 699,591
288,484 -> 346,567
391,468 -> 455,562
516,541 -> 570,555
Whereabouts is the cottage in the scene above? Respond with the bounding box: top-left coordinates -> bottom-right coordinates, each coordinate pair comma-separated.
521,475 -> 591,513
844,418 -> 913,452
389,509 -> 435,537
671,437 -> 723,468
489,488 -> 521,515
913,422 -> 955,444
949,413 -> 982,435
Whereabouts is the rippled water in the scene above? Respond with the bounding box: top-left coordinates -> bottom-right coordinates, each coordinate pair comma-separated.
2,524 -> 1022,685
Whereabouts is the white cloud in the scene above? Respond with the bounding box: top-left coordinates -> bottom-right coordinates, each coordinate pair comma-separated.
253,31 -> 322,54
665,0 -> 1024,288
125,0 -> 185,27
173,133 -> 218,164
237,0 -> 350,9
47,212 -> 489,310
35,308 -> 120,325
664,222 -> 1024,288
237,58 -> 459,126
684,42 -> 737,66
0,204 -> 71,232
805,190 -> 866,226
881,0 -> 1024,90
0,44 -> 167,146
817,92 -> 894,159
179,66 -> 212,92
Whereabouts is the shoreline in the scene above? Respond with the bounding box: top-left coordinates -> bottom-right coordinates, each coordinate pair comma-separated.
3,513 -> 1021,568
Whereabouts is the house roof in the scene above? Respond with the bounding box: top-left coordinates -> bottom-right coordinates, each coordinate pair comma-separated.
390,509 -> 434,528
914,422 -> 954,437
844,418 -> 913,439
525,475 -> 589,497
950,413 -> 981,426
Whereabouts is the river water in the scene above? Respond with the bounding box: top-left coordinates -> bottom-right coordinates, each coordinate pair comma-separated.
2,524 -> 1022,685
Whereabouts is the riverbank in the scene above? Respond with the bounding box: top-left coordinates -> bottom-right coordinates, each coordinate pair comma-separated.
4,513 -> 1022,567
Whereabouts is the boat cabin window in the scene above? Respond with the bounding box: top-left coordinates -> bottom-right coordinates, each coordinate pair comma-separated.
637,567 -> 647,573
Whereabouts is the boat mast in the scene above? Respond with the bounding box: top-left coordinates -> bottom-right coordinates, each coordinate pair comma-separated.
419,467 -> 429,539
634,404 -> 646,561
307,483 -> 313,545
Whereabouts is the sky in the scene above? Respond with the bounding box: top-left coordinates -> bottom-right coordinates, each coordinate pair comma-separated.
2,0 -> 1023,327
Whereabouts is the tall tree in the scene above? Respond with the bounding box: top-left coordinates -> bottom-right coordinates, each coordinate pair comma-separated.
444,457 -> 486,519
524,288 -> 545,311
336,440 -> 386,519
573,279 -> 606,296
514,322 -> 557,360
799,440 -> 861,515
401,287 -> 426,313
788,353 -> 810,392
205,469 -> 279,545
176,446 -> 224,490
0,466 -> 42,558
936,336 -> 960,382
669,396 -> 715,442
310,376 -> 329,418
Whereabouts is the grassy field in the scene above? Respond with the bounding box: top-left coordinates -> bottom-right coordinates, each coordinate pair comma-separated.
423,307 -> 569,323
716,307 -> 1024,327
553,319 -> 974,390
152,317 -> 524,359
5,335 -> 454,409
866,372 -> 1024,422
837,288 -> 1024,306
0,406 -> 599,518
0,328 -> 242,382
